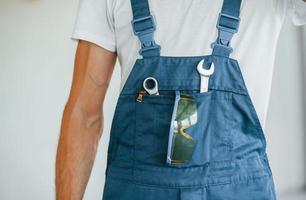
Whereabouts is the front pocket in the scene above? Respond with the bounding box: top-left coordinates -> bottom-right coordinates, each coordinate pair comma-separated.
134,89 -> 232,167
182,90 -> 232,166
135,93 -> 175,165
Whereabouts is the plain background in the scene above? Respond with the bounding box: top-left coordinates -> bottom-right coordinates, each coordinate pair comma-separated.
0,0 -> 306,199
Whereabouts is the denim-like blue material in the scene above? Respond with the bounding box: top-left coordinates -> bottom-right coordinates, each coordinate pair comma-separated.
102,0 -> 277,199
102,56 -> 277,199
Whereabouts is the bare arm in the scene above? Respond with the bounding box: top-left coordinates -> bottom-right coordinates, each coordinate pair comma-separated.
55,40 -> 116,200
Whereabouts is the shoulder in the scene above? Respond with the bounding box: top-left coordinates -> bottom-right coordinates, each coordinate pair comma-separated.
271,0 -> 306,25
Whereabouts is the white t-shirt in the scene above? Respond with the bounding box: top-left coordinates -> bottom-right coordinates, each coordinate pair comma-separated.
71,0 -> 306,130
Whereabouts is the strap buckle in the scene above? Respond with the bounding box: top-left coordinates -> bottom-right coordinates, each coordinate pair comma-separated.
132,15 -> 156,35
131,15 -> 160,55
211,13 -> 241,52
217,13 -> 240,33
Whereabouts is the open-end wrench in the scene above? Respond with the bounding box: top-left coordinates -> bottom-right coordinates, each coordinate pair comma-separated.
196,60 -> 215,93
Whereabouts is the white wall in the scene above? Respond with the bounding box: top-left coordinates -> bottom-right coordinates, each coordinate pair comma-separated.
266,20 -> 306,199
0,1 -> 305,200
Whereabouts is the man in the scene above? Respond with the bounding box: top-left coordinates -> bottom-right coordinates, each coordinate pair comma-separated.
56,0 -> 306,199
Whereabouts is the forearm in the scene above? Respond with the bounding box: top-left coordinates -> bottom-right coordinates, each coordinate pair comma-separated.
56,102 -> 103,200
55,40 -> 116,200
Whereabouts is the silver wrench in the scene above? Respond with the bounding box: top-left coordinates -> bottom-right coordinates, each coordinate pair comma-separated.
143,77 -> 159,95
196,60 -> 215,93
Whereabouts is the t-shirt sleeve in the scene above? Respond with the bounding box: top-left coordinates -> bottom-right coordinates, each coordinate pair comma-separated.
274,0 -> 306,25
71,0 -> 116,52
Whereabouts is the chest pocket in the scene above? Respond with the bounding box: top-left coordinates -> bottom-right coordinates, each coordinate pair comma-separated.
134,90 -> 232,167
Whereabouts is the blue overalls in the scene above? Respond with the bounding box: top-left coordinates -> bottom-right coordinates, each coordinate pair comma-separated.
102,0 -> 277,199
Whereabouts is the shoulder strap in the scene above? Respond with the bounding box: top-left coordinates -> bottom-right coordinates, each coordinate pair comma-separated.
130,0 -> 160,57
212,0 -> 242,57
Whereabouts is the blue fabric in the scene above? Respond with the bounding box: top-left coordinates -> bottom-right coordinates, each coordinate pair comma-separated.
221,0 -> 242,18
102,0 -> 277,199
102,56 -> 277,199
130,0 -> 150,20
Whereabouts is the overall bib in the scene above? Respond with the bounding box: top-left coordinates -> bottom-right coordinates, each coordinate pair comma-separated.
102,0 -> 277,199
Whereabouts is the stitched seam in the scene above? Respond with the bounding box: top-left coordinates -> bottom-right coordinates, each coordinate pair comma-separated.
106,172 -> 271,189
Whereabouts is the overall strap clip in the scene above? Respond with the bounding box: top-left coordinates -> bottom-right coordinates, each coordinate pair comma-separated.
212,0 -> 242,57
132,15 -> 161,56
211,13 -> 240,53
